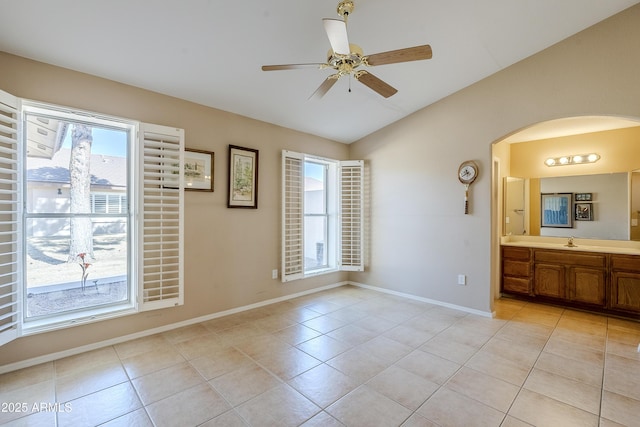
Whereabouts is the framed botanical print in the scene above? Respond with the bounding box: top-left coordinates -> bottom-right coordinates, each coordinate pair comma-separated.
227,145 -> 259,208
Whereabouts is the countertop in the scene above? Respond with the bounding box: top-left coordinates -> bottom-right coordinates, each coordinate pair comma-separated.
501,236 -> 640,256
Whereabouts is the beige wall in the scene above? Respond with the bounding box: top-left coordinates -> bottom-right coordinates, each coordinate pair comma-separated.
349,4 -> 640,311
632,172 -> 640,241
2,3 -> 640,368
0,52 -> 349,366
509,126 -> 640,178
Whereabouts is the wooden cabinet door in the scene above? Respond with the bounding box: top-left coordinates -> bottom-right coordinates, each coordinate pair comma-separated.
568,267 -> 605,306
534,263 -> 565,299
610,271 -> 640,313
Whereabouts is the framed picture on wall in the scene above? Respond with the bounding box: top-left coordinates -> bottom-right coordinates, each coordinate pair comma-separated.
184,149 -> 214,191
227,145 -> 259,208
164,148 -> 214,191
575,203 -> 593,221
575,193 -> 592,201
541,193 -> 573,228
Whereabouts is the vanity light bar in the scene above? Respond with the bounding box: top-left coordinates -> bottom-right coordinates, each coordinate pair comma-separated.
544,153 -> 600,167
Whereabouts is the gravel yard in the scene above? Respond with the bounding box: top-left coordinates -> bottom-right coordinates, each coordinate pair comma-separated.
25,234 -> 129,317
26,234 -> 128,289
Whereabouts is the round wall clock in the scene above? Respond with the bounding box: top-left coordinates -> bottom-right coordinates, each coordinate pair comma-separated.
458,161 -> 479,214
458,160 -> 478,185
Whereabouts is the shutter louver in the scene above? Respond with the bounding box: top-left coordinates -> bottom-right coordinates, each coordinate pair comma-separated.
139,124 -> 184,310
339,160 -> 364,271
282,151 -> 304,282
0,90 -> 20,346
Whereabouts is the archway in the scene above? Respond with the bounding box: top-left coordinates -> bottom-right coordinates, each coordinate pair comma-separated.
490,115 -> 640,305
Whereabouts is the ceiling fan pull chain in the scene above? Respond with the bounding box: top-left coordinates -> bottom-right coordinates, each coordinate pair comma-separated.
349,75 -> 352,93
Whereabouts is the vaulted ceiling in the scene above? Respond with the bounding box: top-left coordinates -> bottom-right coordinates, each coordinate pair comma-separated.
1,1 -> 638,143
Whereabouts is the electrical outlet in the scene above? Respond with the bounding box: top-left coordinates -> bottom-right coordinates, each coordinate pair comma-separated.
272,269 -> 278,280
457,274 -> 466,286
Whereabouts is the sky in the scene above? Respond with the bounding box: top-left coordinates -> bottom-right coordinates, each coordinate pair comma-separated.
305,161 -> 325,181
61,126 -> 128,157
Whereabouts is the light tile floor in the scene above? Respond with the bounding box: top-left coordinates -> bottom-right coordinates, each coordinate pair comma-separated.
1,285 -> 640,426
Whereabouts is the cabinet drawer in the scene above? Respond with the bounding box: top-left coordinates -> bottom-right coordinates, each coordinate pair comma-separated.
502,246 -> 531,261
503,259 -> 531,277
611,255 -> 640,272
535,250 -> 606,268
503,277 -> 531,295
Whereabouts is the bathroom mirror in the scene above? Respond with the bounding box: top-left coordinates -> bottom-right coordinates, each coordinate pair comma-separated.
504,172 -> 634,240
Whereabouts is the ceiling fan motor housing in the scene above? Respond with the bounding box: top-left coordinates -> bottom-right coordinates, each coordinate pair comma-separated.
337,1 -> 354,19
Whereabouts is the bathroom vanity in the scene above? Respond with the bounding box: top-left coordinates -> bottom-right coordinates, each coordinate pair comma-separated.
501,237 -> 640,318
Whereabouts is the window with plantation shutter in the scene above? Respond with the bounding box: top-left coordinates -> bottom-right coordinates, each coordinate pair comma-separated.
0,90 -> 20,346
282,150 -> 364,282
0,88 -> 186,341
139,123 -> 184,311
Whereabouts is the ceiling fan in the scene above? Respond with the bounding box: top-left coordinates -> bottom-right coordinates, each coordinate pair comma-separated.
261,0 -> 432,99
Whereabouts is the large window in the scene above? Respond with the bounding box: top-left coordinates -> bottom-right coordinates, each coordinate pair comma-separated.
23,106 -> 133,323
282,150 -> 364,282
0,89 -> 184,345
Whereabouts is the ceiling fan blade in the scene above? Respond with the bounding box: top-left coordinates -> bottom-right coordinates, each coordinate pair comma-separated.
365,44 -> 432,66
262,63 -> 325,71
354,71 -> 398,98
309,75 -> 340,100
323,18 -> 350,55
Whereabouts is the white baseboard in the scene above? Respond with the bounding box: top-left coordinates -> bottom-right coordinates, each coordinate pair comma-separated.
350,281 -> 494,318
0,281 -> 348,374
1,280 -> 492,374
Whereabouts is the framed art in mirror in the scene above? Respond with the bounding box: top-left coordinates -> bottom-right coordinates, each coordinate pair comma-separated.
541,193 -> 572,228
575,203 -> 593,221
575,192 -> 592,201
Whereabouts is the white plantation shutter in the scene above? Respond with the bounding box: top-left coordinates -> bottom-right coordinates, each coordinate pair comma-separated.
339,160 -> 364,271
139,123 -> 184,311
0,90 -> 20,346
282,151 -> 304,282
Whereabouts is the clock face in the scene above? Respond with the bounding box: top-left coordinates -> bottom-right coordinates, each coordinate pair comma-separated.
458,161 -> 478,184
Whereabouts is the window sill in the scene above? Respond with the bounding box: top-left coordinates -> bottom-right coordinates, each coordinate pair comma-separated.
304,267 -> 338,278
21,303 -> 136,336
